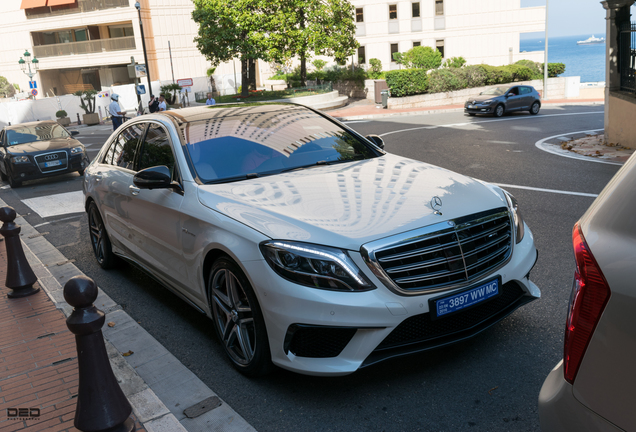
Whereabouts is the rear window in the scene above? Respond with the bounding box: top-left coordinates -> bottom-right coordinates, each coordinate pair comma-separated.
6,123 -> 70,145
182,104 -> 379,183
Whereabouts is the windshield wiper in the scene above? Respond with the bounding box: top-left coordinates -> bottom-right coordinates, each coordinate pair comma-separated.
204,173 -> 259,184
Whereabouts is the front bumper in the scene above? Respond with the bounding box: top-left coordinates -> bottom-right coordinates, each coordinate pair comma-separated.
9,153 -> 89,182
464,103 -> 495,114
243,223 -> 540,376
539,361 -> 623,432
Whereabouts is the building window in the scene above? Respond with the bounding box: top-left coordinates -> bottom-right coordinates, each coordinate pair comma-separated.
358,46 -> 366,64
109,25 -> 134,38
436,40 -> 445,58
413,41 -> 421,47
356,7 -> 364,23
390,43 -> 399,62
412,2 -> 420,18
389,4 -> 397,20
435,0 -> 444,16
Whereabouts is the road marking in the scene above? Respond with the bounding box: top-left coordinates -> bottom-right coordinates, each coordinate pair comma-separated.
378,111 -> 604,137
343,120 -> 370,124
22,191 -> 85,218
33,214 -> 83,228
495,183 -> 599,197
534,129 -> 623,166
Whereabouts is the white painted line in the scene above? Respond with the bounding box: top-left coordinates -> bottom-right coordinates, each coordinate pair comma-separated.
378,111 -> 604,137
534,129 -> 623,166
33,214 -> 83,228
495,183 -> 599,198
343,120 -> 370,124
22,190 -> 85,218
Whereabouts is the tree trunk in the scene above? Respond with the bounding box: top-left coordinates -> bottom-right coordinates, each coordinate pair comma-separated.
249,59 -> 257,90
241,58 -> 249,97
300,52 -> 307,87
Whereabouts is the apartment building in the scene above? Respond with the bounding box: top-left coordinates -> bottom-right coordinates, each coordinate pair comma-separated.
353,0 -> 545,69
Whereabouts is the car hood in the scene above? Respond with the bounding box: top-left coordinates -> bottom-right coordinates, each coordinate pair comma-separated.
197,154 -> 508,250
467,94 -> 502,103
6,138 -> 81,155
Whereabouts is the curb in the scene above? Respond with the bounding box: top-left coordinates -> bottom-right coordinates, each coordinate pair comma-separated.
331,100 -> 604,121
0,196 -> 257,432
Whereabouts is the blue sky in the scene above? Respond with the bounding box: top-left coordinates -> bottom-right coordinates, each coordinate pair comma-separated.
521,0 -> 607,38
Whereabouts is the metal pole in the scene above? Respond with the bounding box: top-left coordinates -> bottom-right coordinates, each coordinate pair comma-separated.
136,4 -> 153,96
169,41 -> 175,84
543,0 -> 549,100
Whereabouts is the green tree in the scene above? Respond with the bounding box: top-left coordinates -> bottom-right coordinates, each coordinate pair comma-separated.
160,83 -> 182,105
312,59 -> 327,70
192,0 -> 270,97
74,90 -> 98,114
403,46 -> 442,70
0,76 -> 16,98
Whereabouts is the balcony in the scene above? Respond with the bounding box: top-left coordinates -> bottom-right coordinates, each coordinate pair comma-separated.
25,0 -> 129,19
33,36 -> 135,58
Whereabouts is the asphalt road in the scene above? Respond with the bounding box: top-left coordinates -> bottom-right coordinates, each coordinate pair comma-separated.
0,105 -> 613,431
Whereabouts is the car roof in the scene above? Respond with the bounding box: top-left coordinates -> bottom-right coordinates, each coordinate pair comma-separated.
5,120 -> 57,130
155,102 -> 305,125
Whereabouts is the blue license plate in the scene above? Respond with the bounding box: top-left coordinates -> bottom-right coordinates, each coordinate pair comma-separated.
44,160 -> 61,168
430,278 -> 500,319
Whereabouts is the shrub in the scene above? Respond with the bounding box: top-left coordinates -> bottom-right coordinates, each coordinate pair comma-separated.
427,68 -> 467,93
368,58 -> 383,79
547,62 -> 566,77
312,59 -> 327,71
403,46 -> 443,70
442,57 -> 467,69
323,65 -> 367,85
459,65 -> 488,88
55,110 -> 67,118
385,69 -> 428,97
515,60 -> 542,79
503,64 -> 535,82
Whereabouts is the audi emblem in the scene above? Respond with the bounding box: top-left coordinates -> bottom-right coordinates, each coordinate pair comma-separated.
44,154 -> 59,161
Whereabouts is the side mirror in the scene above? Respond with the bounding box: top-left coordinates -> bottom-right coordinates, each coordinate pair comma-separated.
134,165 -> 173,190
70,130 -> 80,136
366,134 -> 385,149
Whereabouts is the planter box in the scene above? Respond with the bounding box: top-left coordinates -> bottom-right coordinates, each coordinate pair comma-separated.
57,117 -> 71,126
83,113 -> 99,125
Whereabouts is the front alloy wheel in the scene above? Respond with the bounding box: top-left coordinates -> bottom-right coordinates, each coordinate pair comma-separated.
88,202 -> 115,269
209,258 -> 271,376
495,104 -> 505,117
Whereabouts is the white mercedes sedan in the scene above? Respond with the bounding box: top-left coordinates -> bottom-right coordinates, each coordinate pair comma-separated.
83,103 -> 540,376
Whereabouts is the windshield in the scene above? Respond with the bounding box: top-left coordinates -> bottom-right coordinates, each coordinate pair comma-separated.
481,87 -> 508,96
6,123 -> 70,146
182,105 -> 379,183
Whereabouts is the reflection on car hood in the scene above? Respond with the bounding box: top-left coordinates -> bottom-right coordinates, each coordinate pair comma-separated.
7,138 -> 81,155
467,94 -> 502,103
197,154 -> 507,250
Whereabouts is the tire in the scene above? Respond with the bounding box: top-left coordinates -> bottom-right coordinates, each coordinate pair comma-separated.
0,166 -> 7,181
530,101 -> 541,115
468,113 -> 476,116
87,202 -> 116,269
8,175 -> 21,188
209,257 -> 272,377
77,169 -> 85,176
494,104 -> 505,117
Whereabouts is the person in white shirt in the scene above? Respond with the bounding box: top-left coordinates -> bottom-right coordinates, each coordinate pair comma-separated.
109,94 -> 125,131
158,95 -> 167,112
206,93 -> 216,106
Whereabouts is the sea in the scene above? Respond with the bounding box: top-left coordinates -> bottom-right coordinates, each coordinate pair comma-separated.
520,34 -> 606,83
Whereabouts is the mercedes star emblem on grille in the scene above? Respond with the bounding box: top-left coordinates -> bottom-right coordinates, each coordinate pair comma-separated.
430,196 -> 443,215
44,154 -> 59,161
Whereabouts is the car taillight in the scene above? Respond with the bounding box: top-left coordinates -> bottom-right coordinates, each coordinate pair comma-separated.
563,222 -> 611,384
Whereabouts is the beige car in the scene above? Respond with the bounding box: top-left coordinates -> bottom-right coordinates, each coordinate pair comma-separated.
538,153 -> 636,431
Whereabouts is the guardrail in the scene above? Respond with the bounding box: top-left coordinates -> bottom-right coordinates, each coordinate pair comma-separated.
26,0 -> 129,19
33,37 -> 136,58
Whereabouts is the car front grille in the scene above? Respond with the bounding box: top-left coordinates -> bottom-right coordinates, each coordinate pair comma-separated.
363,208 -> 512,294
35,151 -> 68,173
284,324 -> 357,358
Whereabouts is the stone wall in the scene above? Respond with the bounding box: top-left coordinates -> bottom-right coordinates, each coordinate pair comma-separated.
606,91 -> 636,147
332,81 -> 367,99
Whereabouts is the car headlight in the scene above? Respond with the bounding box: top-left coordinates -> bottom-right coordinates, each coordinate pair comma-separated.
481,99 -> 493,104
260,241 -> 374,292
504,191 -> 525,244
11,156 -> 29,163
71,146 -> 84,154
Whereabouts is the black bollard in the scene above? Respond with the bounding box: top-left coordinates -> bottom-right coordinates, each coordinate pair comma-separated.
64,276 -> 135,432
77,112 -> 82,125
0,206 -> 39,298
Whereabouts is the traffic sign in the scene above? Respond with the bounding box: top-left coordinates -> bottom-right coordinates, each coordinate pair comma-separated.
29,81 -> 37,89
177,78 -> 193,87
31,89 -> 38,96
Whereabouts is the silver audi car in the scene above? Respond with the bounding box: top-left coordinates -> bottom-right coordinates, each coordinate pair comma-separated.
83,103 -> 540,376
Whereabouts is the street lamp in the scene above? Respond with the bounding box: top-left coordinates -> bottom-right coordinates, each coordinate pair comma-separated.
19,50 -> 39,96
134,2 -> 153,97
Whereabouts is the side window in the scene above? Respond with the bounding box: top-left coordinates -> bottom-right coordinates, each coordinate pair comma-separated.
103,123 -> 144,169
138,123 -> 177,179
520,87 -> 531,95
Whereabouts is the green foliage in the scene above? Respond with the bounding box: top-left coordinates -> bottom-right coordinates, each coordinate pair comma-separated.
442,56 -> 466,69
515,59 -> 542,78
55,110 -> 68,118
459,65 -> 488,88
0,76 -> 16,98
368,58 -> 383,79
403,46 -> 443,70
312,59 -> 327,70
427,68 -> 467,93
392,52 -> 405,65
547,62 -> 566,77
384,69 -> 428,97
160,84 -> 182,105
206,67 -> 217,77
321,65 -> 366,85
74,90 -> 98,114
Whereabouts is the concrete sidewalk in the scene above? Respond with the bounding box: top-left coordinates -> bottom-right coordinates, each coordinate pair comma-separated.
326,97 -> 605,120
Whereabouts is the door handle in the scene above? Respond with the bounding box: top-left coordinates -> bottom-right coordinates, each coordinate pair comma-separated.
129,185 -> 140,196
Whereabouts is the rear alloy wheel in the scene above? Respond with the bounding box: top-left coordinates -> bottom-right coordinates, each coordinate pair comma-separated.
88,202 -> 116,269
209,257 -> 271,377
494,104 -> 505,117
530,101 -> 541,115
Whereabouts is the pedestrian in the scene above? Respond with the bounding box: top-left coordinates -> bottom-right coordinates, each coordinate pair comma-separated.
148,94 -> 159,113
108,94 -> 125,131
158,94 -> 167,112
206,92 -> 216,106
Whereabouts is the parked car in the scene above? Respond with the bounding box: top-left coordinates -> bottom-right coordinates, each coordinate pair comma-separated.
464,85 -> 541,117
0,120 -> 89,188
83,103 -> 540,376
539,153 -> 636,431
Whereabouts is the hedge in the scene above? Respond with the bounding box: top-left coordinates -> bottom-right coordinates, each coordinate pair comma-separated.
384,69 -> 429,97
